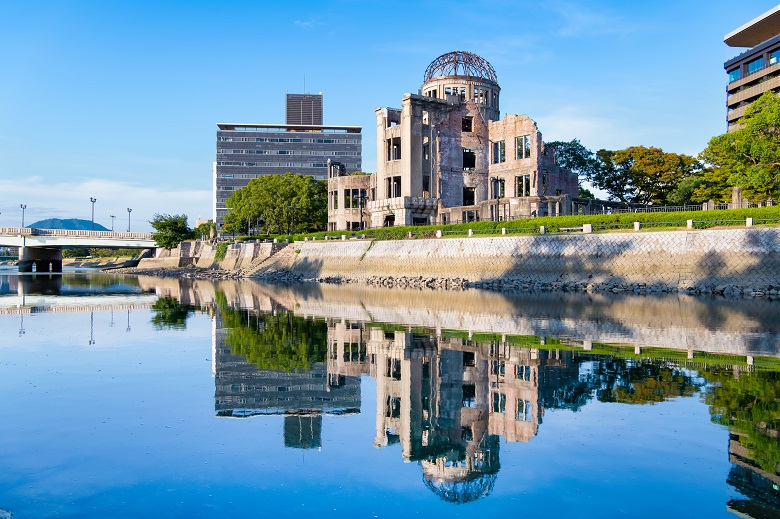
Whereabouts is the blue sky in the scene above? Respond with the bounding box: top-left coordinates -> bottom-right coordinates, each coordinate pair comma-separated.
0,0 -> 776,231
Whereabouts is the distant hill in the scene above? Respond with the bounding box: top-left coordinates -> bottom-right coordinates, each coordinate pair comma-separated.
29,218 -> 111,231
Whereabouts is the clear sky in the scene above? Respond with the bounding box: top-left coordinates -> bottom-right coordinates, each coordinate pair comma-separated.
0,0 -> 776,231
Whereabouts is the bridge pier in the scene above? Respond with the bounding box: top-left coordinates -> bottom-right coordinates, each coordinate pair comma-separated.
18,247 -> 62,273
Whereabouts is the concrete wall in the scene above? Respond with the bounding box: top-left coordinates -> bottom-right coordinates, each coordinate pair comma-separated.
264,227 -> 780,290
136,240 -> 281,271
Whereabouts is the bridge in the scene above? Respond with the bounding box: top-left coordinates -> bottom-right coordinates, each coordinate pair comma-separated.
0,227 -> 155,272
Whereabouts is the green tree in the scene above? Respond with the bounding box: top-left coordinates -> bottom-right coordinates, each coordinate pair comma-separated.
225,173 -> 327,235
150,213 -> 194,249
590,147 -> 700,204
193,220 -> 216,240
699,91 -> 780,202
546,139 -> 600,185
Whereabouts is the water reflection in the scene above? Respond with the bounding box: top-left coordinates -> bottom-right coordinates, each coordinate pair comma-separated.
208,284 -> 779,509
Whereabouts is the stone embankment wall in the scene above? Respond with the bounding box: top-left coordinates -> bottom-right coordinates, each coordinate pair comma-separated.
253,227 -> 780,293
136,240 -> 286,271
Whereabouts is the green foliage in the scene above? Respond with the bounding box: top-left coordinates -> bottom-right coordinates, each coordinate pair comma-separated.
193,220 -> 216,240
224,173 -> 327,235
578,186 -> 596,199
593,146 -> 701,204
547,139 -> 600,185
217,300 -> 328,371
699,92 -> 780,202
214,242 -> 229,261
150,296 -> 195,330
150,214 -> 194,249
703,367 -> 780,474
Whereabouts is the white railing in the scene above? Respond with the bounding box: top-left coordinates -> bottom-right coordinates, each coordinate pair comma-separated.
0,228 -> 153,240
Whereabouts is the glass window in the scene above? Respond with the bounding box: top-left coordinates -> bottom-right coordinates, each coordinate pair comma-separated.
747,57 -> 764,74
492,141 -> 506,164
771,49 -> 780,66
516,135 -> 532,159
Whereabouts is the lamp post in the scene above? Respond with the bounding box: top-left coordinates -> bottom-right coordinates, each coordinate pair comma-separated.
127,208 -> 132,232
20,204 -> 26,228
90,197 -> 97,231
110,215 -> 115,232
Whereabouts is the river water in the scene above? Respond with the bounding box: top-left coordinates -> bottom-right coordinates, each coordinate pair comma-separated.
1,269 -> 779,518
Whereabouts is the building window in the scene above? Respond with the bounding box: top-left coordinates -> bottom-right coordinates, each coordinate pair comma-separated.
516,365 -> 531,381
463,187 -> 475,206
771,49 -> 780,66
387,137 -> 401,161
517,175 -> 531,196
517,399 -> 532,422
462,116 -> 473,132
747,56 -> 764,75
463,148 -> 476,170
492,141 -> 506,164
492,392 -> 506,414
516,135 -> 532,159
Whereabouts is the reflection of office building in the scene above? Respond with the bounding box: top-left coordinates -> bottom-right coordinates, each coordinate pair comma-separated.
213,311 -> 360,449
724,6 -> 780,129
727,433 -> 780,517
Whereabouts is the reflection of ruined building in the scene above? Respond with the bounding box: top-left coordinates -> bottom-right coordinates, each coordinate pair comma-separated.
324,321 -> 583,503
213,311 -> 361,449
326,51 -> 578,230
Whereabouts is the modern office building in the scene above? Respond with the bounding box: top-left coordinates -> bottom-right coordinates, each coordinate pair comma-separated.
213,94 -> 361,228
724,6 -> 780,129
286,93 -> 323,125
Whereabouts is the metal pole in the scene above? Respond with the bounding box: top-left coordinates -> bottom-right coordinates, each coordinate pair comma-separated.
20,204 -> 26,228
90,197 -> 97,231
110,215 -> 115,232
127,208 -> 132,232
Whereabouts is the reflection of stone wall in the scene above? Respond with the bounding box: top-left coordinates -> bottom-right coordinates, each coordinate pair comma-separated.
264,228 -> 780,290
143,276 -> 780,358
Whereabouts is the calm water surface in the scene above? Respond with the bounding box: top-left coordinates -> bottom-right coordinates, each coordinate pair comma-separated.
1,270 -> 779,518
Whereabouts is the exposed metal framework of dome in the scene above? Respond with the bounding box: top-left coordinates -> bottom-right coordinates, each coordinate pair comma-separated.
423,51 -> 498,84
422,473 -> 498,504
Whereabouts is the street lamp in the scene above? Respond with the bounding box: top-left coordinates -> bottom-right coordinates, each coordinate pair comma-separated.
20,204 -> 26,228
90,197 -> 97,231
110,215 -> 116,232
127,208 -> 132,232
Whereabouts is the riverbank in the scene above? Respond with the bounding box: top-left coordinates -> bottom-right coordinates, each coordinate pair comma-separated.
115,226 -> 780,298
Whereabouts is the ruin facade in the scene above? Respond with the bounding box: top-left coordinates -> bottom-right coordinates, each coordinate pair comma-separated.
327,51 -> 578,230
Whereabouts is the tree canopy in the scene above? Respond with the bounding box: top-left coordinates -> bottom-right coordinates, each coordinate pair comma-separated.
548,140 -> 700,204
223,173 -> 327,235
699,91 -> 780,203
150,213 -> 194,249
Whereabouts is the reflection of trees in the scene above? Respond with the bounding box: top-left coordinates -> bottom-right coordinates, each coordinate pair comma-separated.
150,297 -> 195,330
581,358 -> 702,405
704,368 -> 780,475
218,302 -> 327,372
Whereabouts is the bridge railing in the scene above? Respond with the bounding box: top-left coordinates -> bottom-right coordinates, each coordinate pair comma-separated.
0,228 -> 153,240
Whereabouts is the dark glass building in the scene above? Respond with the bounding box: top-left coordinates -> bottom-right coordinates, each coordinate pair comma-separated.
724,6 -> 780,129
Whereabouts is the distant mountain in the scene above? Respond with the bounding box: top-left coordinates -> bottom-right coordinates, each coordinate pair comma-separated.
29,218 -> 111,231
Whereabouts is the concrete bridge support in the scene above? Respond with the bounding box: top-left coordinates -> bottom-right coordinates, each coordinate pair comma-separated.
18,247 -> 62,273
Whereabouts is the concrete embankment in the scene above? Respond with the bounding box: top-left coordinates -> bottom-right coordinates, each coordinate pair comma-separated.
123,227 -> 780,295
250,227 -> 780,295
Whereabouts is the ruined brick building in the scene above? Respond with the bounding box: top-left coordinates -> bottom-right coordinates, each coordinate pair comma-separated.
326,51 -> 578,231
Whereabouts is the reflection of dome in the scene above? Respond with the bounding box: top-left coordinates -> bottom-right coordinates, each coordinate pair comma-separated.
422,470 -> 498,504
423,51 -> 498,84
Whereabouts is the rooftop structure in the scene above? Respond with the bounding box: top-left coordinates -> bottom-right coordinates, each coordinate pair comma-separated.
724,6 -> 780,129
286,93 -> 323,125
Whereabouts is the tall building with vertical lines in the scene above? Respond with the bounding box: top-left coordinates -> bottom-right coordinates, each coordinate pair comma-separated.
286,93 -> 323,125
